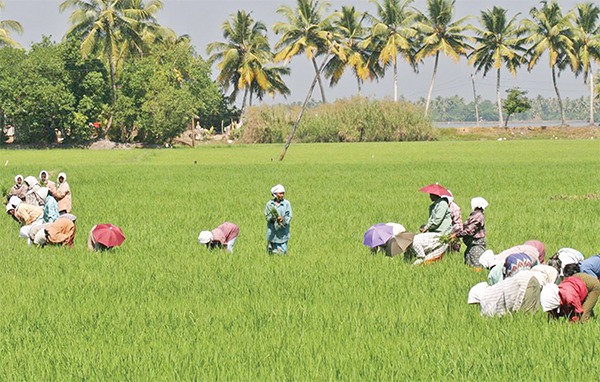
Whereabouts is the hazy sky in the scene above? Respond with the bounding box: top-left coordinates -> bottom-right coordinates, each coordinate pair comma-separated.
1,0 -> 591,106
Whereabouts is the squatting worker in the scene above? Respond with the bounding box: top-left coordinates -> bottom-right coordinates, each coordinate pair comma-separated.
39,170 -> 57,194
265,184 -> 292,255
198,222 -> 240,253
36,187 -> 59,223
35,217 -> 76,248
24,176 -> 44,207
451,197 -> 487,267
55,172 -> 72,214
8,175 -> 26,200
410,191 -> 452,265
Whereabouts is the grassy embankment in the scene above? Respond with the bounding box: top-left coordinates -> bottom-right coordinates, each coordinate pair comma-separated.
0,140 -> 599,380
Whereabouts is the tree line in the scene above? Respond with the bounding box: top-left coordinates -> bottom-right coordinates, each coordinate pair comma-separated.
208,0 -> 600,128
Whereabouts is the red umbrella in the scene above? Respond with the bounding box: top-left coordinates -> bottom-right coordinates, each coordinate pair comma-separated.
92,224 -> 125,248
418,183 -> 451,197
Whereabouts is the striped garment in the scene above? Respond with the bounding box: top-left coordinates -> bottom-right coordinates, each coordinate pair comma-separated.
480,271 -> 536,317
410,232 -> 448,264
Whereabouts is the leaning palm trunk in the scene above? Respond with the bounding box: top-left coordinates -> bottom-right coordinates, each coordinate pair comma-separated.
239,88 -> 249,123
280,53 -> 331,161
356,74 -> 362,97
590,69 -> 595,126
394,58 -> 398,102
425,51 -> 440,115
551,65 -> 567,126
311,57 -> 327,103
496,68 -> 504,127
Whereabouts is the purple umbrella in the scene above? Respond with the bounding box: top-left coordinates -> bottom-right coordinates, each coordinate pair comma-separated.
363,223 -> 395,248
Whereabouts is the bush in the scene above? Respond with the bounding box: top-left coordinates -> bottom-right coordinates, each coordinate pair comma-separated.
237,97 -> 435,144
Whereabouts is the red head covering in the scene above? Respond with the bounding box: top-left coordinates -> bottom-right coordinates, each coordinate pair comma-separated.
524,240 -> 546,264
559,276 -> 588,320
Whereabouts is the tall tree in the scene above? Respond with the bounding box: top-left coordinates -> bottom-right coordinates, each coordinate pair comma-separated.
572,2 -> 600,126
60,0 -> 165,106
249,66 -> 291,104
414,0 -> 472,115
365,0 -> 417,101
207,10 -> 273,117
273,0 -> 337,103
469,7 -> 526,127
523,0 -> 578,126
0,0 -> 23,48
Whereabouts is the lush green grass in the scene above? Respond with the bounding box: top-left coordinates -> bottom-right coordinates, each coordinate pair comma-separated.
0,140 -> 599,381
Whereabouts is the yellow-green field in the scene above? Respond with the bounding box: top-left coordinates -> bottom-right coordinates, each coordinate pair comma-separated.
0,140 -> 599,380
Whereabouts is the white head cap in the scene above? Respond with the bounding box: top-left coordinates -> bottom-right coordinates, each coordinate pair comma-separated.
271,184 -> 285,196
58,172 -> 67,183
442,190 -> 454,203
386,223 -> 406,236
39,170 -> 48,180
540,283 -> 560,312
471,197 -> 488,211
24,176 -> 38,187
15,174 -> 23,183
6,196 -> 21,212
198,231 -> 213,244
468,282 -> 488,304
36,187 -> 49,200
531,265 -> 559,286
557,248 -> 584,271
478,249 -> 497,269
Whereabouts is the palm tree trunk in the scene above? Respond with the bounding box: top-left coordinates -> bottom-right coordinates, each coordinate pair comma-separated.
394,57 -> 398,102
496,68 -> 504,127
425,51 -> 440,115
249,89 -> 253,107
311,57 -> 327,103
470,73 -> 480,127
357,74 -> 362,97
280,53 -> 331,161
105,28 -> 117,106
239,88 -> 249,123
590,68 -> 595,126
551,65 -> 566,126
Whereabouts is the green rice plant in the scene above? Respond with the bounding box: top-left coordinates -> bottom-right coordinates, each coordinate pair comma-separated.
0,140 -> 598,380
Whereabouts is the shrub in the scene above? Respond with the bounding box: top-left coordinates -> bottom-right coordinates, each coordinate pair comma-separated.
237,97 -> 436,144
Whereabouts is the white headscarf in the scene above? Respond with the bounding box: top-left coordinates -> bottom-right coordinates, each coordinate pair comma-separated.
6,196 -> 22,212
468,282 -> 489,304
442,190 -> 454,203
15,174 -> 23,183
478,249 -> 497,269
36,187 -> 49,201
386,223 -> 406,236
58,172 -> 67,184
531,265 -> 559,286
270,184 -> 285,196
39,170 -> 48,181
471,197 -> 488,211
198,231 -> 213,244
24,176 -> 38,187
557,248 -> 584,271
540,284 -> 560,312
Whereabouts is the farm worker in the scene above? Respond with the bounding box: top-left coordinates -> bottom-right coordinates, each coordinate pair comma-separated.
39,170 -> 57,194
450,197 -> 487,267
8,175 -> 27,200
35,217 -> 76,247
198,222 -> 240,253
6,196 -> 23,223
553,248 -> 585,276
420,193 -> 452,235
265,184 -> 292,255
442,191 -> 462,251
6,196 -> 43,241
579,254 -> 600,278
468,270 -> 550,317
54,172 -> 72,214
36,187 -> 59,223
411,190 -> 453,265
524,240 -> 546,264
541,268 -> 600,322
23,176 -> 44,207
409,233 -> 448,265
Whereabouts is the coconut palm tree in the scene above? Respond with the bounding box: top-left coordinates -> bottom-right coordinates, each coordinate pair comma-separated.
207,10 -> 273,116
364,0 -> 417,102
414,0 -> 472,115
469,7 -> 527,127
60,0 -> 165,105
523,0 -> 578,126
572,2 -> 600,126
0,0 -> 23,48
273,0 -> 337,103
249,66 -> 291,104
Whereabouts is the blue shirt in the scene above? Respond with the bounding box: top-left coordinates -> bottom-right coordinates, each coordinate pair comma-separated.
265,199 -> 292,243
580,255 -> 600,278
43,196 -> 59,223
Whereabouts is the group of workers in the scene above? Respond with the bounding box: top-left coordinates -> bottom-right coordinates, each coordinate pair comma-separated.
197,184 -> 291,255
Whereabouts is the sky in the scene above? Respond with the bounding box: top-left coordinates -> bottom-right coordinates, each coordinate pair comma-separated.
0,0 -> 591,106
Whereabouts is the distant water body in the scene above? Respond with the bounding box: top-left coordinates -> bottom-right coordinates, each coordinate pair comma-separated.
435,120 -> 592,128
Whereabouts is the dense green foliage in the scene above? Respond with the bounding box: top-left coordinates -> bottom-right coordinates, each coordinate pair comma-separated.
238,97 -> 434,143
503,88 -> 532,126
0,141 -> 599,380
0,38 -> 234,144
